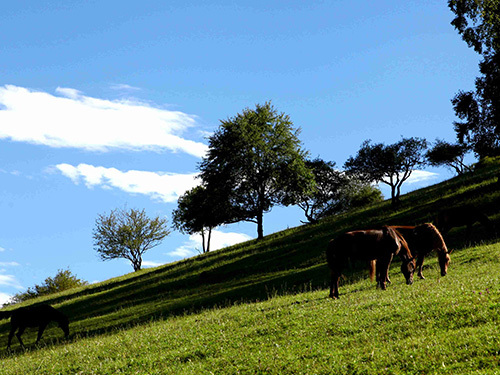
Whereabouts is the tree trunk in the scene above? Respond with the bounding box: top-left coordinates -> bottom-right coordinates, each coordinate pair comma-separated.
201,228 -> 206,253
133,258 -> 142,271
206,227 -> 212,253
390,184 -> 397,206
257,210 -> 264,240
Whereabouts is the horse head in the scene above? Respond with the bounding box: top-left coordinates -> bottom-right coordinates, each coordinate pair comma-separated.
415,223 -> 451,276
383,226 -> 415,285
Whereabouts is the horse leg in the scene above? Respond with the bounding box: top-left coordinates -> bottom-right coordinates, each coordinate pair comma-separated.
329,270 -> 340,299
7,326 -> 16,349
378,255 -> 393,290
15,326 -> 26,349
416,255 -> 425,279
36,324 -> 48,344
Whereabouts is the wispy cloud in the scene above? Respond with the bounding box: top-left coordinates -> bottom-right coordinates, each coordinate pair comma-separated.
381,170 -> 438,186
405,170 -> 439,185
0,262 -> 20,267
0,85 -> 208,157
0,274 -> 23,290
0,292 -> 13,306
110,83 -> 142,91
170,230 -> 253,258
142,260 -> 166,268
55,163 -> 199,203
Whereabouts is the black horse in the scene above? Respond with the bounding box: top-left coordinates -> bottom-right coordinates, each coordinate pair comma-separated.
0,304 -> 69,349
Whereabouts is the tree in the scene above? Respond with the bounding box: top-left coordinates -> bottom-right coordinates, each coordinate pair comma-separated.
344,137 -> 428,206
93,207 -> 170,271
297,158 -> 382,223
172,185 -> 232,253
448,0 -> 500,158
199,102 -> 315,239
426,139 -> 473,175
7,269 -> 88,306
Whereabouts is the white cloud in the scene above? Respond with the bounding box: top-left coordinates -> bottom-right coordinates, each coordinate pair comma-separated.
381,170 -> 438,186
110,83 -> 142,91
170,230 -> 253,258
405,170 -> 439,185
0,293 -> 13,306
0,85 -> 208,157
0,274 -> 23,290
56,163 -> 199,203
142,260 -> 166,268
0,262 -> 20,267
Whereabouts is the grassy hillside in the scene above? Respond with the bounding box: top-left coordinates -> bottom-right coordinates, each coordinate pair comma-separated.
0,162 -> 499,374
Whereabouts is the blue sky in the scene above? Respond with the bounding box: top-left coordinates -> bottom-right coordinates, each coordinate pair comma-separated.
0,1 -> 480,304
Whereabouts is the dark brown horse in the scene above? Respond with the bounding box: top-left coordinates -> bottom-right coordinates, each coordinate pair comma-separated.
434,206 -> 494,236
326,226 -> 415,299
0,304 -> 69,349
389,223 -> 451,279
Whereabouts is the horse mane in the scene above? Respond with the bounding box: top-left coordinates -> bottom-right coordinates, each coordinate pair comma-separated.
383,226 -> 413,260
417,223 -> 450,254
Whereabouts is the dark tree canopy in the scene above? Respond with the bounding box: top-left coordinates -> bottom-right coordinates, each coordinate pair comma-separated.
449,0 -> 500,158
199,102 -> 314,239
426,139 -> 472,175
448,0 -> 499,54
344,137 -> 427,206
298,158 -> 382,223
93,207 -> 170,271
172,185 -> 233,253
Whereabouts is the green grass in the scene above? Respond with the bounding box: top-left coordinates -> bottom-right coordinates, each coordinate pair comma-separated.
1,242 -> 499,374
0,162 -> 499,374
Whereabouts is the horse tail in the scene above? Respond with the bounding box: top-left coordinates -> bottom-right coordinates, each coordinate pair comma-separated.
369,260 -> 376,281
0,310 -> 13,320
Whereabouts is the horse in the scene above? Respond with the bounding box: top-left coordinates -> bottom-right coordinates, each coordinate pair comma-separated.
326,226 -> 415,299
0,304 -> 69,349
389,223 -> 451,279
434,206 -> 493,237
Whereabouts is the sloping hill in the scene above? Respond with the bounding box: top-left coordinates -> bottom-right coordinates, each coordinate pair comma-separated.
0,161 -> 499,359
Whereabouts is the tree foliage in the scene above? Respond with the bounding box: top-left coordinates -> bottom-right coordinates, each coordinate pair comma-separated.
426,139 -> 473,175
344,137 -> 427,206
6,269 -> 88,306
93,207 -> 170,271
172,185 -> 232,253
199,102 -> 315,239
298,158 -> 382,223
449,0 -> 500,158
448,0 -> 499,54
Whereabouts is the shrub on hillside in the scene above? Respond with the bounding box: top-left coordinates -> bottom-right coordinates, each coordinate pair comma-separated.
5,268 -> 88,306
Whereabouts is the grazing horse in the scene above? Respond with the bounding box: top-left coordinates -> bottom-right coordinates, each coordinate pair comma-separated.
0,304 -> 69,349
434,206 -> 493,237
326,226 -> 415,299
389,223 -> 451,279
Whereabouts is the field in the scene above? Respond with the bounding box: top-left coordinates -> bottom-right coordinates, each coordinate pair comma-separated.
0,162 -> 499,374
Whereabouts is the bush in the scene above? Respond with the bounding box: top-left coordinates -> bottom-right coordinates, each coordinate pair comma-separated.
6,268 -> 88,306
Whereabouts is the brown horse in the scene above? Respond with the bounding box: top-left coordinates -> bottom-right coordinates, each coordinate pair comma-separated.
389,223 -> 451,279
434,206 -> 493,236
326,226 -> 415,299
0,304 -> 69,349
